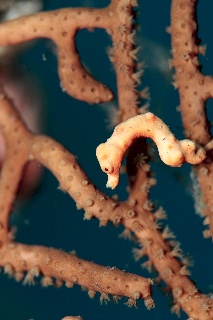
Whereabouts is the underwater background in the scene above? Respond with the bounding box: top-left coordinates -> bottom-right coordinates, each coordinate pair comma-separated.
0,1 -> 213,319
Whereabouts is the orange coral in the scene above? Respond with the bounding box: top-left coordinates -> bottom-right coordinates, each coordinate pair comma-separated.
0,1 -> 213,319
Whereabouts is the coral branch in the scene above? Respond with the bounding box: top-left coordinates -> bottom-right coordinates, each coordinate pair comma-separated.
96,112 -> 206,188
170,0 -> 213,237
170,0 -> 213,143
0,84 -> 154,309
0,7 -> 114,103
0,242 -> 153,305
0,0 -> 138,107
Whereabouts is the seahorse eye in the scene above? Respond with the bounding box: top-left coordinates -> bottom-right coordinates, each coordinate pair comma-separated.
103,164 -> 114,174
